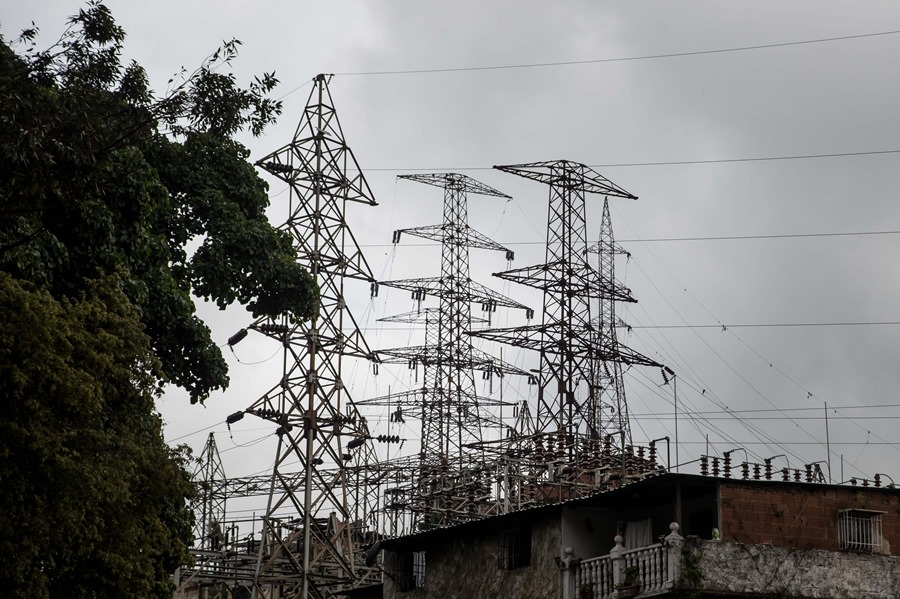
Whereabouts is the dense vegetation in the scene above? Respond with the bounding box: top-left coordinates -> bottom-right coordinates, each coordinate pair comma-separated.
0,3 -> 316,596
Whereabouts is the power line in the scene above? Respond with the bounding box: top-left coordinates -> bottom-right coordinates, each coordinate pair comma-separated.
335,29 -> 900,76
361,229 -> 900,248
360,148 -> 900,173
656,441 -> 900,446
633,416 -> 900,421
630,404 -> 900,415
620,230 -> 900,243
633,321 -> 900,330
589,149 -> 900,169
369,321 -> 900,331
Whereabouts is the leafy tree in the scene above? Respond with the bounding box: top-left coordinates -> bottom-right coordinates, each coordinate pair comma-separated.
0,273 -> 194,598
0,1 -> 318,402
0,2 -> 317,596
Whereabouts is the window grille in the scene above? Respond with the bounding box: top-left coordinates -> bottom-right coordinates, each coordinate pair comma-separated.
412,551 -> 426,588
499,525 -> 532,569
838,509 -> 884,553
393,550 -> 426,592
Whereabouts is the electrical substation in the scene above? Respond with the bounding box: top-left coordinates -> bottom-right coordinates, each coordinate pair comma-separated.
176,75 -> 690,599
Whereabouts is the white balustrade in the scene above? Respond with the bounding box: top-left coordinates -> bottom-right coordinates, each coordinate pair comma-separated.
573,522 -> 683,599
623,543 -> 668,593
576,553 -> 615,598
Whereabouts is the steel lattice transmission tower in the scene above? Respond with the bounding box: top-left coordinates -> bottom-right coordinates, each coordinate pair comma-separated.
587,198 -> 638,449
235,74 -> 381,599
371,173 -> 532,528
191,433 -> 227,552
471,161 -> 659,458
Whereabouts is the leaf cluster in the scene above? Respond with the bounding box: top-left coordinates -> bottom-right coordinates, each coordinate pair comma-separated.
0,273 -> 195,598
0,1 -> 318,402
0,3 -> 319,596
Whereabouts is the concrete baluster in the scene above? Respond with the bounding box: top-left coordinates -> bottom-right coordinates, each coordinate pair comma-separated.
559,546 -> 581,599
665,522 -> 684,589
610,535 -> 626,590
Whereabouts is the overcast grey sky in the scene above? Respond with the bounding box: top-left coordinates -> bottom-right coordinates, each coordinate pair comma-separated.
7,1 -> 900,490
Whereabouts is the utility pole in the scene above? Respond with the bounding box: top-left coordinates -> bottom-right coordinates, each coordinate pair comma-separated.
825,401 -> 832,483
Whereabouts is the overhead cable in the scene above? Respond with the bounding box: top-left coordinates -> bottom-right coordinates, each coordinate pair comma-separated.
335,29 -> 900,76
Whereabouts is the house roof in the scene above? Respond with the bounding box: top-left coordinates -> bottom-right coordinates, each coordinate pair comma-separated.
379,471 -> 900,550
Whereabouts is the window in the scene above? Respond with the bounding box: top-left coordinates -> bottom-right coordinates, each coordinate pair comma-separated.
391,550 -> 426,592
499,525 -> 532,569
838,509 -> 884,553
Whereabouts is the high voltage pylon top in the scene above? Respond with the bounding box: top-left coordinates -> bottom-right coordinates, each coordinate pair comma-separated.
471,160 -> 660,458
369,173 -> 532,530
229,74 -> 382,599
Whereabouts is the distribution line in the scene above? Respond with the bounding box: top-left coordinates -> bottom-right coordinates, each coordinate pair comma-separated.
615,219 -> 844,466
360,148 -> 900,172
367,321 -> 900,331
631,404 -> 900,415
334,29 -> 900,76
634,321 -> 900,329
358,229 -> 900,248
612,205 -> 900,460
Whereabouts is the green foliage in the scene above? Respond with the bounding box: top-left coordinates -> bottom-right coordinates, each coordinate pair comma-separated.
0,273 -> 194,598
0,2 -> 318,596
620,565 -> 641,587
0,1 -> 318,402
676,548 -> 704,599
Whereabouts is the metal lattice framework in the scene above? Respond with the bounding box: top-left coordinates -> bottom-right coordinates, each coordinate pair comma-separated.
236,74 -> 382,599
471,161 -> 660,459
587,198 -> 635,449
370,173 -> 532,529
192,433 -> 227,552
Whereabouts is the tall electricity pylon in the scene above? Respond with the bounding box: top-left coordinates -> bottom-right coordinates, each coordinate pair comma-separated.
192,433 -> 227,552
372,173 -> 532,528
235,74 -> 381,599
587,197 -> 638,450
472,161 -> 659,460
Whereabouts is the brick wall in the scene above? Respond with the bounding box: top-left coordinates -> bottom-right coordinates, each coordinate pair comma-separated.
718,481 -> 900,555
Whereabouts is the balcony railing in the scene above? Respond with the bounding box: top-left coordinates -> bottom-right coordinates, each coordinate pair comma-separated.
561,522 -> 683,599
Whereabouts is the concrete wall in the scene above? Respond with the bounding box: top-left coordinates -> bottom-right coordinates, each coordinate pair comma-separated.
382,518 -> 560,599
690,537 -> 900,599
562,506 -> 618,558
719,481 -> 900,554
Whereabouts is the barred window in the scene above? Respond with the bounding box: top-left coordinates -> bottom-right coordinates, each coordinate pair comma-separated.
499,525 -> 532,569
392,550 -> 426,592
838,509 -> 884,553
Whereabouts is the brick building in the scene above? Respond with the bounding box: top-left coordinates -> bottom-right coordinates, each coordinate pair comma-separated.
372,472 -> 900,599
